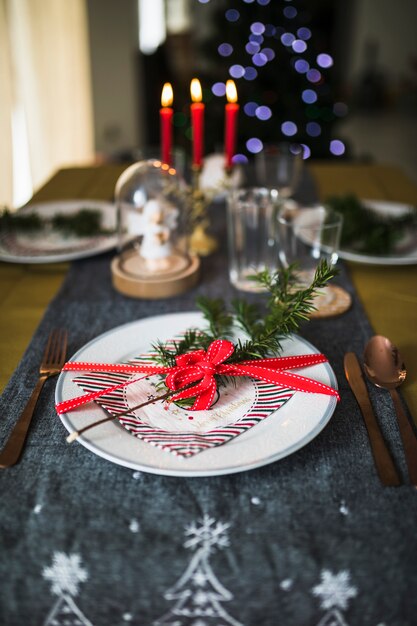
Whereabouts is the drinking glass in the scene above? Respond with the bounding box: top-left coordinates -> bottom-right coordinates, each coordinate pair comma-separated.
254,143 -> 303,199
227,187 -> 280,292
277,205 -> 343,284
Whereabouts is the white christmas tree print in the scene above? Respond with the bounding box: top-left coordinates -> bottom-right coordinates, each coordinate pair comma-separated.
312,569 -> 358,626
42,552 -> 93,626
154,514 -> 243,626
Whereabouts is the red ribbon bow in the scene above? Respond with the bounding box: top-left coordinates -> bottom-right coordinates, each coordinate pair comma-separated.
56,339 -> 339,415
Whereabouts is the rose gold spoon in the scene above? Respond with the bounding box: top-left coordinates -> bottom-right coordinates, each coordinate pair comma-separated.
363,335 -> 417,486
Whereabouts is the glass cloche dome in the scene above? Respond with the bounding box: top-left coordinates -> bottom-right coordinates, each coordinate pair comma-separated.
112,160 -> 199,298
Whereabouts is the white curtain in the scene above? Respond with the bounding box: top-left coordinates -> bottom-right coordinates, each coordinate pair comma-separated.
0,0 -> 95,208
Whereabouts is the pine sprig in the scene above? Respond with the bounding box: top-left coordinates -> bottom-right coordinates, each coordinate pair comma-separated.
153,260 -> 337,370
195,296 -> 234,339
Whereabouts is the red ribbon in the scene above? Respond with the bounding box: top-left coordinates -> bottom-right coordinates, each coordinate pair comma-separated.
55,339 -> 339,415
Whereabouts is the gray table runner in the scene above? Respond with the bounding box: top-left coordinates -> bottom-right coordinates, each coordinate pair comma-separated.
1,200 -> 417,626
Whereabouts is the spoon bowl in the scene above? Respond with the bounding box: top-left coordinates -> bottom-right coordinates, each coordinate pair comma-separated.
364,334 -> 417,485
363,335 -> 406,390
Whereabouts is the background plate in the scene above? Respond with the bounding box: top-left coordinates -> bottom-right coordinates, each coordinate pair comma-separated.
0,200 -> 117,263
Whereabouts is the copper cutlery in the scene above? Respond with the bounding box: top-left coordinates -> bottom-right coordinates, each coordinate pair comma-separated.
344,351 -> 401,486
0,328 -> 68,468
363,335 -> 417,486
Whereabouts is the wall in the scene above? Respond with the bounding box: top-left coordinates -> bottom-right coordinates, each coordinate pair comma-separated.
87,0 -> 143,158
346,0 -> 417,91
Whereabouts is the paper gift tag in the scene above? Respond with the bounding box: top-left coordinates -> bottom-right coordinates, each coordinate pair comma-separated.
74,350 -> 296,457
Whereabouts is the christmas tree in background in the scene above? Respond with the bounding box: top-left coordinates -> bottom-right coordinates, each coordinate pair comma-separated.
154,515 -> 242,626
192,0 -> 348,162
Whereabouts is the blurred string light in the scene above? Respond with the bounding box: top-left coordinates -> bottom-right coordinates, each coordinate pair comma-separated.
330,140 -> 345,156
211,82 -> 226,96
246,138 -> 263,153
297,27 -> 311,40
317,53 -> 333,68
281,32 -> 295,46
244,102 -> 259,116
225,9 -> 240,22
256,105 -> 272,120
244,67 -> 258,80
232,153 -> 249,164
251,22 -> 266,35
218,43 -> 233,57
306,121 -> 321,137
281,121 -> 297,136
283,6 -> 297,18
197,0 -> 347,159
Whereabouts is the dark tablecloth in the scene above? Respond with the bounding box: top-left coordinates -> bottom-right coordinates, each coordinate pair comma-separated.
1,196 -> 417,626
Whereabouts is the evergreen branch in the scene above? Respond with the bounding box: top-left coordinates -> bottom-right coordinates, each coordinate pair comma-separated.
196,296 -> 234,339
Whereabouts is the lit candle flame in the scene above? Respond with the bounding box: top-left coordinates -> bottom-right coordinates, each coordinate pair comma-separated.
226,80 -> 238,104
161,82 -> 173,107
190,78 -> 202,103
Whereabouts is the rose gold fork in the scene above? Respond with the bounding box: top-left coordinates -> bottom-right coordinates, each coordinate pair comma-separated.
0,328 -> 68,468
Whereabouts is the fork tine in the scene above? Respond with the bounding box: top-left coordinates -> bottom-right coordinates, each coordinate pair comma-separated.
42,330 -> 55,365
42,329 -> 68,368
58,330 -> 68,366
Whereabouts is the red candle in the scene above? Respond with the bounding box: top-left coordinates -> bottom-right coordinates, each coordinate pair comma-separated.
224,80 -> 239,169
160,82 -> 173,166
190,78 -> 204,168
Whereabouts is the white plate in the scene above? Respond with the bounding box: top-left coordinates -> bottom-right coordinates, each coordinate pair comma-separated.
338,199 -> 417,266
0,200 -> 117,263
56,312 -> 338,477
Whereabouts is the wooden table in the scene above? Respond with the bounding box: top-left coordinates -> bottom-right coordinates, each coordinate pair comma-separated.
1,162 -> 416,421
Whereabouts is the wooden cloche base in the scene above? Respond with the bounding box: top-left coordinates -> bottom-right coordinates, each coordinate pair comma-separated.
111,250 -> 200,299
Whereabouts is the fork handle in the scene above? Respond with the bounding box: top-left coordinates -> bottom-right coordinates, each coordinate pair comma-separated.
0,375 -> 48,468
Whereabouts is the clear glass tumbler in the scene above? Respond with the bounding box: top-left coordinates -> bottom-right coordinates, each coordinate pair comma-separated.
227,187 -> 279,292
277,205 -> 343,284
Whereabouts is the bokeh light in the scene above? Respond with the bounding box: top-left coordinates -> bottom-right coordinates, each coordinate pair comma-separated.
211,82 -> 226,97
225,9 -> 240,22
244,102 -> 258,116
232,154 -> 249,164
252,52 -> 268,67
294,59 -> 309,73
281,121 -> 297,136
249,33 -> 264,44
229,64 -> 245,78
301,143 -> 311,159
297,27 -> 311,40
262,48 -> 275,61
317,53 -> 333,68
257,0 -> 271,5
218,43 -> 233,57
302,89 -> 317,104
246,42 -> 260,55
246,138 -> 264,153
307,69 -> 322,83
283,6 -> 297,18
281,32 -> 295,46
292,39 -> 307,53
251,22 -> 266,35
306,121 -> 321,137
330,140 -> 346,156
244,66 -> 258,80
255,105 -> 272,120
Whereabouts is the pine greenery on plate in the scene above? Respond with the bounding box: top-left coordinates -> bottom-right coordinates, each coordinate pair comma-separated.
325,194 -> 417,255
152,260 -> 337,389
0,207 -> 113,237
